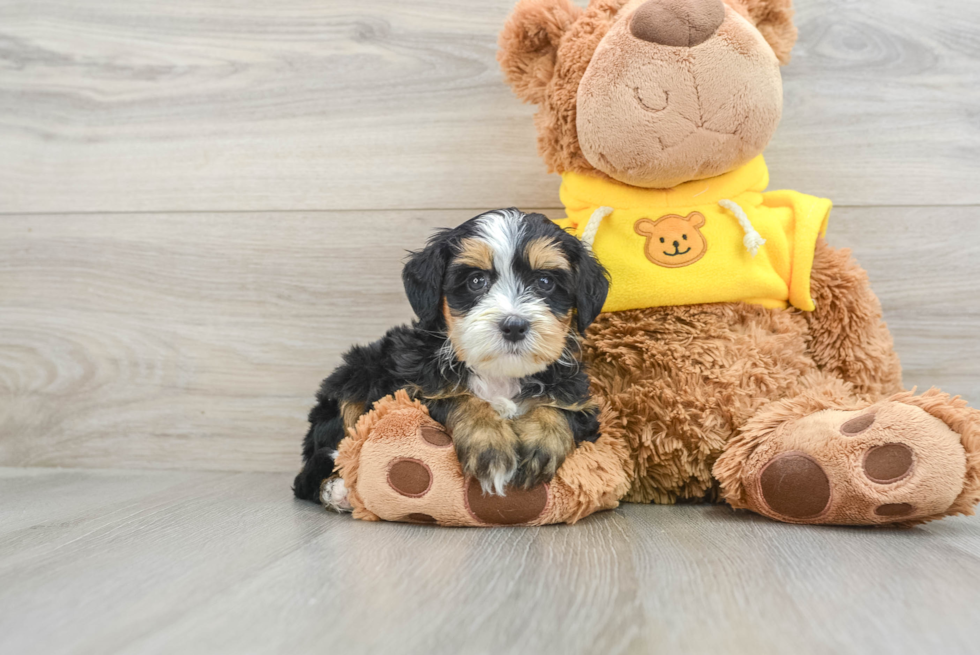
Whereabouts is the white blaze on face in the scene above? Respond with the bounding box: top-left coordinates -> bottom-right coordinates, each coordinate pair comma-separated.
453,209 -> 555,383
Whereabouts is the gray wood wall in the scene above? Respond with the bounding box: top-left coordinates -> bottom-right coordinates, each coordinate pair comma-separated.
1,0 -> 978,473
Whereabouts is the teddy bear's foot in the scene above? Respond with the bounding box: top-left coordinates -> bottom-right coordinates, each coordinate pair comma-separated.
716,389 -> 980,526
331,390 -> 630,526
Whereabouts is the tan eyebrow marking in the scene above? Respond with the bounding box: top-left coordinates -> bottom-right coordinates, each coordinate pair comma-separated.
454,238 -> 494,269
525,237 -> 570,270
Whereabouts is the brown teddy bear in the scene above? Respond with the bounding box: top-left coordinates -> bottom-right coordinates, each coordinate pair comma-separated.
324,0 -> 980,527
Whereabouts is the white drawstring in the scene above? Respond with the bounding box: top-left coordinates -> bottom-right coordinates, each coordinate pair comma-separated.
719,199 -> 766,257
582,201 -> 766,258
580,206 -> 613,249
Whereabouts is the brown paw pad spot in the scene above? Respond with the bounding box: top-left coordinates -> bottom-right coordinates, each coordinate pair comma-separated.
841,412 -> 876,436
420,425 -> 452,447
875,503 -> 914,518
465,478 -> 548,525
387,458 -> 432,498
759,452 -> 831,519
405,513 -> 437,524
864,443 -> 914,484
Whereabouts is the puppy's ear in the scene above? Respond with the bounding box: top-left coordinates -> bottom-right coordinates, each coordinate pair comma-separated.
573,245 -> 610,334
402,230 -> 451,331
498,0 -> 583,105
531,212 -> 610,334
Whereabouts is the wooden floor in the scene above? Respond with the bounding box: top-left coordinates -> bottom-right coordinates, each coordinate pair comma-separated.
3,0 -> 980,652
1,468 -> 978,655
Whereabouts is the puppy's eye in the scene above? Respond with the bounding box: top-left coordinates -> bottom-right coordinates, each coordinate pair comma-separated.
467,272 -> 488,292
682,234 -> 688,240
659,237 -> 665,243
535,275 -> 555,293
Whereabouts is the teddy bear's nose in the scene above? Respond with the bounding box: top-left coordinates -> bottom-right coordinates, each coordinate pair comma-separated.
630,0 -> 726,48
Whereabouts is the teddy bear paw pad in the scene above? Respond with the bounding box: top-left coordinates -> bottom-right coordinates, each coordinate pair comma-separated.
862,443 -> 914,484
745,401 -> 967,525
758,452 -> 831,520
353,410 -> 510,526
464,478 -> 550,525
387,458 -> 433,497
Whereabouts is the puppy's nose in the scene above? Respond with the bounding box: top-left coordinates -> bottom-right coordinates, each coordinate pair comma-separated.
673,240 -> 680,248
630,0 -> 725,47
499,316 -> 530,343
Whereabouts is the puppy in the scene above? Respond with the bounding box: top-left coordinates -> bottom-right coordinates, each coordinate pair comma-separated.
293,208 -> 609,505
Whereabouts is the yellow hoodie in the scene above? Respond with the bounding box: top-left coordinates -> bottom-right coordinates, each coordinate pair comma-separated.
555,156 -> 832,313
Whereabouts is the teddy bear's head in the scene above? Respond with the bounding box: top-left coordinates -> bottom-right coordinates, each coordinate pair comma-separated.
499,0 -> 796,188
634,211 -> 708,267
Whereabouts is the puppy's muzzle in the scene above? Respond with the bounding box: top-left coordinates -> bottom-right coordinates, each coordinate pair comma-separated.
499,315 -> 530,343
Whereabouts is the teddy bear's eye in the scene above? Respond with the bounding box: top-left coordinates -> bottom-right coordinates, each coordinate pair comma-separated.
682,234 -> 688,240
659,237 -> 665,243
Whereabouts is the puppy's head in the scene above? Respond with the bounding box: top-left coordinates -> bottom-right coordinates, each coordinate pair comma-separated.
403,208 -> 609,378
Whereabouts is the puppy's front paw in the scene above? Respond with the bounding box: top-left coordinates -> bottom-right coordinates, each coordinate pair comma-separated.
512,406 -> 575,489
320,475 -> 353,513
513,442 -> 566,490
457,441 -> 518,496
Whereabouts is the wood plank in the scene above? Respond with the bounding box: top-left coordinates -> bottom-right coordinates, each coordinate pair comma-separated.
825,206 -> 980,400
0,468 -> 979,655
1,206 -> 977,472
769,0 -> 980,205
0,0 -> 979,213
0,0 -> 553,214
0,209 -> 462,471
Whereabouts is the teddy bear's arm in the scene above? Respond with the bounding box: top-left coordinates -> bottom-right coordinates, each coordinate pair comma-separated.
803,238 -> 903,400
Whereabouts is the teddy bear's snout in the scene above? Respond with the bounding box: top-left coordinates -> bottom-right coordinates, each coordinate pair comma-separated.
629,0 -> 726,48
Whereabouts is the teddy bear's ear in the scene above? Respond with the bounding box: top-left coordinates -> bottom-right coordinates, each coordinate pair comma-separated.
726,0 -> 798,65
633,218 -> 656,237
498,0 -> 584,105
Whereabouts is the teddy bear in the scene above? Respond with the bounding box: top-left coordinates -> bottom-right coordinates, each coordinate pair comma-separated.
318,0 -> 980,527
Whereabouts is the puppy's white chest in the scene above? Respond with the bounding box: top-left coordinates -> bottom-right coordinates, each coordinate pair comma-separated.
468,374 -> 522,419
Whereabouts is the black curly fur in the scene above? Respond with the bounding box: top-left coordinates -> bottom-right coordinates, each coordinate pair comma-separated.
293,209 -> 608,502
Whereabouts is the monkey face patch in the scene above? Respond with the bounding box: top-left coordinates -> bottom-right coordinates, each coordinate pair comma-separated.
634,212 -> 708,268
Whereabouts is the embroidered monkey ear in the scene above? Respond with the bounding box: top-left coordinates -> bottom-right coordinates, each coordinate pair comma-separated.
498,0 -> 584,105
724,0 -> 798,65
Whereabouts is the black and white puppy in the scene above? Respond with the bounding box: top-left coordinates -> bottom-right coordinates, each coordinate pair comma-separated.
293,208 -> 609,506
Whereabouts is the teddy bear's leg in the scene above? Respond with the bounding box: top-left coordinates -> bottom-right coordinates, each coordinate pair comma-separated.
714,382 -> 980,526
331,390 -> 629,526
583,303 -> 822,505
803,238 -> 903,400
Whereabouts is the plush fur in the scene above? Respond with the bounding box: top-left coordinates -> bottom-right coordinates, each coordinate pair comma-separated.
299,0 -> 980,528
332,390 -> 633,525
725,0 -> 797,64
294,208 -> 610,502
498,0 -> 795,187
497,0 -> 980,525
